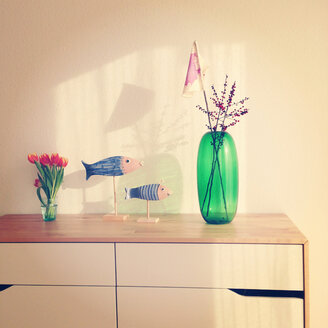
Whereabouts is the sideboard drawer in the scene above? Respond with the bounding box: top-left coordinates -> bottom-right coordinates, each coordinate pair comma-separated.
117,287 -> 303,328
0,243 -> 115,285
116,243 -> 303,290
0,285 -> 116,328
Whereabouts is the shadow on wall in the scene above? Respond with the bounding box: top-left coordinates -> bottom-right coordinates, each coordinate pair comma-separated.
110,84 -> 186,214
61,83 -> 185,214
105,83 -> 154,132
62,170 -> 112,213
1,0 -> 246,214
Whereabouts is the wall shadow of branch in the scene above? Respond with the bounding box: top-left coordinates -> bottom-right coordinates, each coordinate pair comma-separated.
116,108 -> 188,214
105,83 -> 154,133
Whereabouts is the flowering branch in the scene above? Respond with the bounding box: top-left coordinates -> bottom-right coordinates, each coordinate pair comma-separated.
197,75 -> 249,132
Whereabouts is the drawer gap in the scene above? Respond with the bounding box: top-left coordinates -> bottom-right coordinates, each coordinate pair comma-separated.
0,284 -> 12,292
229,288 -> 304,299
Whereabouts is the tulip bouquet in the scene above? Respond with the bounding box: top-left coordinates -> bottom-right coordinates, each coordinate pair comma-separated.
28,153 -> 68,220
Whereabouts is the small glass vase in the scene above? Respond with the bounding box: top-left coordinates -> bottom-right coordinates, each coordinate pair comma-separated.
41,202 -> 57,221
197,131 -> 238,224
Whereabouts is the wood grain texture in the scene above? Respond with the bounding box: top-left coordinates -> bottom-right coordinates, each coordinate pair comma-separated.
0,213 -> 307,244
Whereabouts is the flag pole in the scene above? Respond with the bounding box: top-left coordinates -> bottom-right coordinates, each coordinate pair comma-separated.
194,41 -> 213,132
147,200 -> 150,219
194,41 -> 228,220
113,176 -> 117,216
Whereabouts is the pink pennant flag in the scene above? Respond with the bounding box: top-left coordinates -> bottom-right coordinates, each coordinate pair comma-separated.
182,41 -> 207,97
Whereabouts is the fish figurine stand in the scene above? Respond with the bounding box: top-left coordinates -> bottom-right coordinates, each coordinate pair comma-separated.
138,200 -> 159,223
125,183 -> 172,223
82,156 -> 143,221
104,175 -> 126,221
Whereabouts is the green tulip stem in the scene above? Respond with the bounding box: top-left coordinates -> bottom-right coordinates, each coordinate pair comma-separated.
50,169 -> 57,201
37,187 -> 47,207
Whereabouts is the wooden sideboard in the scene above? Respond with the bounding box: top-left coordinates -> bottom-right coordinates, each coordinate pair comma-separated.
0,213 -> 309,328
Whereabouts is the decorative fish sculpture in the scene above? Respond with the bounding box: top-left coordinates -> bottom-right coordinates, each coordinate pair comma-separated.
125,183 -> 172,201
82,156 -> 143,180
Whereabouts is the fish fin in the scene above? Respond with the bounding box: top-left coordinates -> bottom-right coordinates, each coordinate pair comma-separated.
125,187 -> 131,200
81,161 -> 92,180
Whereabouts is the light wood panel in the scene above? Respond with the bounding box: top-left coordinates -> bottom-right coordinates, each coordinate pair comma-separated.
116,243 -> 303,290
303,241 -> 310,328
0,243 -> 115,285
0,213 -> 307,244
117,287 -> 304,328
0,286 -> 116,328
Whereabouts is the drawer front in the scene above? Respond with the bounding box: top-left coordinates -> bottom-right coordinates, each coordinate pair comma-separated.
0,285 -> 116,328
116,243 -> 303,290
118,287 -> 303,328
0,243 -> 115,285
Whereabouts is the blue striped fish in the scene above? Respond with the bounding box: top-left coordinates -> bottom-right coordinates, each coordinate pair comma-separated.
125,184 -> 171,201
82,156 -> 142,180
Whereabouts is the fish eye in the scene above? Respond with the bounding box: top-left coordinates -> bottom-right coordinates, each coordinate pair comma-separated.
161,188 -> 164,191
126,159 -> 130,163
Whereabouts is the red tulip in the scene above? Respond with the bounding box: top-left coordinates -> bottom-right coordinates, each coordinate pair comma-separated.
34,178 -> 41,188
28,153 -> 38,164
58,157 -> 68,168
40,153 -> 51,166
51,153 -> 60,166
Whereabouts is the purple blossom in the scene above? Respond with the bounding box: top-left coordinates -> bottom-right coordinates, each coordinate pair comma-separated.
197,76 -> 249,132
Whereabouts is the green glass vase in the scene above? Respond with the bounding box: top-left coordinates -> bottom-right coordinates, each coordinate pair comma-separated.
197,131 -> 238,224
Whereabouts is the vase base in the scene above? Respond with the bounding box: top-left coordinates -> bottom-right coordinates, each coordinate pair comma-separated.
202,214 -> 236,225
43,217 -> 56,222
204,220 -> 233,225
41,203 -> 57,222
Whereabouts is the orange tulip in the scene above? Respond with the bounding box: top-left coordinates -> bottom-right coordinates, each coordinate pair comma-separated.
40,153 -> 51,166
58,157 -> 68,168
51,153 -> 60,166
28,153 -> 38,164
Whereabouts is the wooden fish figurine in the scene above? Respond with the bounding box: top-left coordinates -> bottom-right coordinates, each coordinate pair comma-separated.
82,156 -> 143,180
125,183 -> 172,201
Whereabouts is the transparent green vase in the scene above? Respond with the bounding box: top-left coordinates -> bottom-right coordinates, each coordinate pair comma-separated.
197,131 -> 238,224
41,202 -> 57,221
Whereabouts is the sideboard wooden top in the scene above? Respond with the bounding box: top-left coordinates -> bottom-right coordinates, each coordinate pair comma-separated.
0,213 -> 307,244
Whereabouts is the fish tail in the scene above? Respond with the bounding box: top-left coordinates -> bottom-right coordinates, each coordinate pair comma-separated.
125,187 -> 131,200
81,161 -> 93,180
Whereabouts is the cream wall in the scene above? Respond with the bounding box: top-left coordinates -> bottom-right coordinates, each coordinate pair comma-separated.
0,0 -> 327,326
